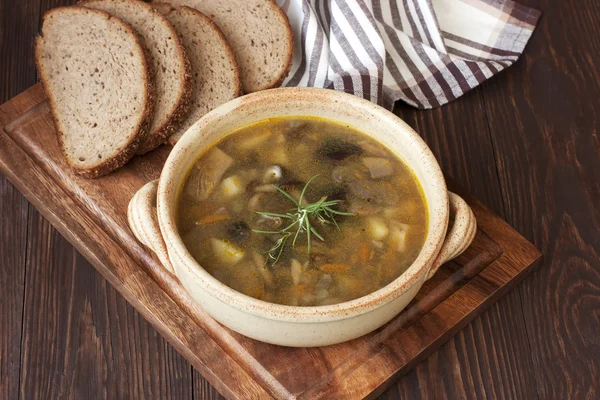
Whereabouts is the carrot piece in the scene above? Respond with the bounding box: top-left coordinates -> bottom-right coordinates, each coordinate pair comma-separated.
318,263 -> 351,273
358,242 -> 372,264
198,214 -> 230,224
296,283 -> 308,292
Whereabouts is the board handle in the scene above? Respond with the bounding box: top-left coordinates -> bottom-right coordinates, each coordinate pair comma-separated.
128,180 -> 175,274
427,192 -> 477,280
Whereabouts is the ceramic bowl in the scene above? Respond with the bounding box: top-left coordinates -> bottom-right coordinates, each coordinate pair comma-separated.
128,88 -> 477,347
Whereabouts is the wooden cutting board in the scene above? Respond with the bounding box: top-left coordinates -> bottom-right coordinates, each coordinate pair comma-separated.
0,84 -> 542,400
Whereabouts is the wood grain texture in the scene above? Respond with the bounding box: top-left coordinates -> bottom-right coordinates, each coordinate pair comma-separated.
194,369 -> 226,400
0,0 -> 540,398
0,176 -> 29,400
19,208 -> 193,398
0,1 -> 40,398
0,0 -> 222,398
0,0 -> 40,101
480,0 -> 600,397
0,93 -> 274,399
5,0 -> 600,397
391,90 -> 539,399
0,83 -> 541,399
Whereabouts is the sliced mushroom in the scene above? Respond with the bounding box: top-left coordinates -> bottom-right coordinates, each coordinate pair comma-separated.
226,221 -> 251,244
255,184 -> 278,193
183,147 -> 233,200
390,223 -> 410,252
286,121 -> 310,140
332,165 -> 368,183
248,193 -> 265,210
359,141 -> 389,157
347,199 -> 380,216
315,274 -> 333,290
317,138 -> 363,162
256,214 -> 282,229
252,251 -> 273,286
348,180 -> 399,206
263,165 -> 282,183
362,157 -> 394,179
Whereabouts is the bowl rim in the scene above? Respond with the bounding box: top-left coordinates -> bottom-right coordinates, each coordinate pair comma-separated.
157,87 -> 449,323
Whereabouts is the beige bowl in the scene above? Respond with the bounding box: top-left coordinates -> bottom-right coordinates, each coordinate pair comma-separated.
128,88 -> 477,347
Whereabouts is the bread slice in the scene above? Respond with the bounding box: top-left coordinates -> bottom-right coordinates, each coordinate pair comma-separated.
163,0 -> 293,93
81,0 -> 192,154
35,6 -> 154,178
153,3 -> 241,144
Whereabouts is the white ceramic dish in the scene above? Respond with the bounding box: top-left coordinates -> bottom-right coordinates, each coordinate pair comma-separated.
128,87 -> 477,347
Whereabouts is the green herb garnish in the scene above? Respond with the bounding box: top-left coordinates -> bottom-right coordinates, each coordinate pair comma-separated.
252,175 -> 355,264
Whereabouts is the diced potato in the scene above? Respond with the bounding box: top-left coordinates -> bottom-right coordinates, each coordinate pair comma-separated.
220,175 -> 243,198
396,222 -> 410,231
315,289 -> 329,301
372,240 -> 384,249
238,128 -> 272,150
383,207 -> 399,219
269,146 -> 289,166
390,223 -> 410,252
274,133 -> 286,144
336,275 -> 361,296
291,259 -> 303,286
367,217 -> 389,240
390,229 -> 407,251
210,238 -> 245,265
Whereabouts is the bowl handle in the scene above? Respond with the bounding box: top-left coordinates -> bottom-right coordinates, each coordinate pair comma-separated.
127,180 -> 175,274
427,192 -> 477,280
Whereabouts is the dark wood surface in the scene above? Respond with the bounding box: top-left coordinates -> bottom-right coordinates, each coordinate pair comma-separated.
0,1 -> 598,400
0,81 -> 539,399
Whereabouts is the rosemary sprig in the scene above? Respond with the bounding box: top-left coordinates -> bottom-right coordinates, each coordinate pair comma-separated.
252,175 -> 355,264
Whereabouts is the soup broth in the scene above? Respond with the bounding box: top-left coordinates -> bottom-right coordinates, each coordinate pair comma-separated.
177,117 -> 428,306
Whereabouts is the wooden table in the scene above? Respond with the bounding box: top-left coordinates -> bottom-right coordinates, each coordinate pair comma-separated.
1,0 -> 598,398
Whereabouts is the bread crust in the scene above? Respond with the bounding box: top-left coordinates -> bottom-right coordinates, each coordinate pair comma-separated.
154,3 -> 242,145
178,5 -> 243,98
35,6 -> 154,178
262,1 -> 294,90
79,0 -> 193,155
133,4 -> 193,154
157,0 -> 294,93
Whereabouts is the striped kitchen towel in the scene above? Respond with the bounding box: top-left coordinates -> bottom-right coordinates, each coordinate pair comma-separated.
277,0 -> 541,109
